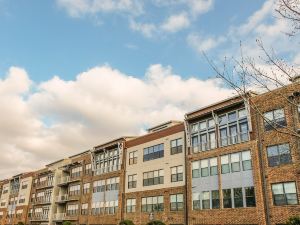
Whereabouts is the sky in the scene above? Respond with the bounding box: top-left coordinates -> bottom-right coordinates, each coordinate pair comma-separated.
0,0 -> 299,179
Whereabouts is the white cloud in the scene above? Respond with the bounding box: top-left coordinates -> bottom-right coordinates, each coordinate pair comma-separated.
56,0 -> 143,17
161,12 -> 190,33
187,0 -> 214,17
0,64 -> 233,179
129,19 -> 157,38
187,33 -> 226,52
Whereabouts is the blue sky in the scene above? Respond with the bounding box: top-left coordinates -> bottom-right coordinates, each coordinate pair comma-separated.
0,0 -> 299,178
0,0 -> 265,82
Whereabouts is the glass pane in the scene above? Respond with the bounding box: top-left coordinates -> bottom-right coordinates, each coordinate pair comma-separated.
219,115 -> 227,125
170,195 -> 176,203
274,109 -> 284,119
210,157 -> 217,167
238,109 -> 247,118
200,121 -> 207,130
208,119 -> 215,127
264,111 -> 274,121
242,151 -> 251,160
201,159 -> 208,168
228,112 -> 237,122
231,153 -> 240,162
191,124 -> 198,132
221,155 -> 229,164
272,184 -> 284,194
284,182 -> 296,194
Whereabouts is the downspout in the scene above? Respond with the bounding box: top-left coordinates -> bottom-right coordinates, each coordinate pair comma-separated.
183,118 -> 190,225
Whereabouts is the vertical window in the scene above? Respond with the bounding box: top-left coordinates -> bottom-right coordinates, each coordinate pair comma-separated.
245,187 -> 256,207
272,182 -> 298,206
83,183 -> 90,194
231,153 -> 240,172
210,157 -> 218,176
128,174 -> 137,189
221,155 -> 230,174
126,199 -> 136,213
171,138 -> 183,155
211,190 -> 220,209
85,164 -> 92,175
143,144 -> 164,161
170,194 -> 184,211
81,203 -> 88,215
264,108 -> 286,131
233,188 -> 243,208
242,151 -> 252,170
129,151 -> 138,165
202,191 -> 210,209
192,193 -> 200,210
192,161 -> 200,178
267,144 -> 292,167
200,159 -> 209,177
171,166 -> 183,182
223,189 -> 232,208
191,135 -> 199,153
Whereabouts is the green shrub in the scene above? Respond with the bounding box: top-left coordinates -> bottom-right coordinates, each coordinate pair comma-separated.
119,220 -> 135,225
62,221 -> 72,225
286,216 -> 300,225
146,220 -> 166,225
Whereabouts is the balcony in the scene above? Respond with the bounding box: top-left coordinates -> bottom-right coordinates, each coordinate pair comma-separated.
93,165 -> 121,176
219,132 -> 249,147
33,197 -> 52,205
55,195 -> 69,203
53,213 -> 78,221
57,176 -> 71,186
35,181 -> 54,189
29,214 -> 49,221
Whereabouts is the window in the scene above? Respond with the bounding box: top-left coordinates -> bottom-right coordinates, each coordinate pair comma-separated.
212,190 -> 220,209
126,199 -> 136,213
94,147 -> 120,175
170,194 -> 184,211
171,138 -> 183,155
19,195 -> 25,204
267,144 -> 292,167
234,188 -> 243,208
143,170 -> 164,186
190,118 -> 216,153
202,191 -> 210,209
264,108 -> 287,131
129,151 -> 138,165
69,185 -> 80,196
219,108 -> 249,147
242,151 -> 252,170
0,211 -> 3,219
67,204 -> 79,215
71,166 -> 82,178
245,187 -> 256,207
221,155 -> 230,174
106,177 -> 119,191
192,157 -> 218,178
192,193 -> 200,210
85,164 -> 92,175
171,166 -> 183,182
81,203 -> 88,215
128,174 -> 137,189
93,180 -> 105,193
272,182 -> 298,206
223,189 -> 232,208
21,181 -> 28,189
83,183 -> 90,194
143,144 -> 164,161
141,196 -> 164,212
231,153 -> 240,172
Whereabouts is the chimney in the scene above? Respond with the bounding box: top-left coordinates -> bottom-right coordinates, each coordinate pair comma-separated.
290,75 -> 300,83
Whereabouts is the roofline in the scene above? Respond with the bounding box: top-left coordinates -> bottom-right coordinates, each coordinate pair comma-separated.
46,158 -> 65,167
93,136 -> 136,150
146,120 -> 183,132
185,91 -> 257,118
68,150 -> 90,159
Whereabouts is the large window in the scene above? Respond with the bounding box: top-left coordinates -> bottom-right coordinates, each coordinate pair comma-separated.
223,189 -> 232,208
171,166 -> 183,182
272,182 -> 298,206
221,150 -> 252,174
126,199 -> 136,213
141,196 -> 164,212
192,190 -> 220,210
129,151 -> 138,165
192,157 -> 218,179
128,174 -> 137,189
219,108 -> 249,147
170,194 -> 184,211
93,180 -> 105,193
94,148 -> 121,175
222,187 -> 256,208
69,184 -> 80,196
106,177 -> 119,191
71,166 -> 82,178
267,143 -> 292,167
171,138 -> 183,155
67,204 -> 78,215
245,187 -> 256,207
191,118 -> 216,153
264,108 -> 287,131
143,170 -> 164,186
143,144 -> 164,161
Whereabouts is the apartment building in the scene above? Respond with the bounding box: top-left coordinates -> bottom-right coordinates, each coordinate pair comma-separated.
0,173 -> 33,225
124,121 -> 186,225
0,80 -> 299,225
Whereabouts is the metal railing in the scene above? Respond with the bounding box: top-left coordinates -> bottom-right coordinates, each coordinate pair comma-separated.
55,194 -> 69,203
53,213 -> 78,221
93,165 -> 121,175
30,214 -> 49,221
33,197 -> 52,205
57,176 -> 70,186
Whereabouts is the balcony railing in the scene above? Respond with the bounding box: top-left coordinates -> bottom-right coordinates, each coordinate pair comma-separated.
35,180 -> 54,189
93,165 -> 121,175
33,197 -> 52,205
55,195 -> 69,203
53,213 -> 78,221
192,140 -> 217,153
30,214 -> 49,221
